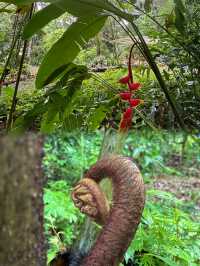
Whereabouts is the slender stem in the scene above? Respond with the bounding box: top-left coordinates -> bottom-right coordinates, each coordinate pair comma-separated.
91,73 -> 117,92
129,21 -> 187,131
111,16 -> 149,65
112,16 -> 186,130
128,43 -> 136,83
125,0 -> 200,63
6,40 -> 28,131
6,4 -> 34,131
0,14 -> 20,95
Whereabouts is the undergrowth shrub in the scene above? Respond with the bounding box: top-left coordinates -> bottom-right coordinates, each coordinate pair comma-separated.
43,132 -> 102,184
126,190 -> 200,266
43,130 -> 200,265
43,130 -> 200,183
44,180 -> 200,266
44,180 -> 84,264
0,85 -> 44,127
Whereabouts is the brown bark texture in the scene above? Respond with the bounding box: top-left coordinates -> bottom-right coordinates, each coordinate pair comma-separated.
0,134 -> 46,266
79,155 -> 145,266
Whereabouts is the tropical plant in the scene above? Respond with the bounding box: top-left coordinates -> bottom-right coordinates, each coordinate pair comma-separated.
1,0 -> 193,132
125,189 -> 200,266
44,180 -> 84,263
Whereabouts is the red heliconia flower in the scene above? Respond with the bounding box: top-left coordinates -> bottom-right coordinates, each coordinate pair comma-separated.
119,75 -> 130,84
123,107 -> 133,119
120,92 -> 132,101
119,108 -> 133,132
118,44 -> 144,133
129,99 -> 144,108
128,82 -> 141,91
119,118 -> 128,130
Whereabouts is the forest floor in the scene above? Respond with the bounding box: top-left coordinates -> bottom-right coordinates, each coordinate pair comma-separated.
150,174 -> 200,210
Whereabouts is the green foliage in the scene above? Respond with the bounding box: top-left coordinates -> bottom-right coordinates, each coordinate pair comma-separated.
125,189 -> 200,266
2,0 -> 198,132
123,131 -> 196,178
174,0 -> 186,34
44,180 -> 84,263
11,68 -> 125,133
12,63 -> 91,133
43,130 -> 200,183
43,130 -> 200,266
35,15 -> 107,89
0,10 -> 13,62
43,132 -> 102,183
0,86 -> 13,120
18,0 -> 180,129
75,47 -> 97,67
1,0 -> 199,132
136,0 -> 200,130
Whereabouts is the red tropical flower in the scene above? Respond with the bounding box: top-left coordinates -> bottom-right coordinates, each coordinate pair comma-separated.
118,44 -> 144,132
128,82 -> 141,91
129,99 -> 144,108
123,107 -> 133,119
119,92 -> 132,101
119,75 -> 130,84
119,118 -> 128,130
119,108 -> 133,132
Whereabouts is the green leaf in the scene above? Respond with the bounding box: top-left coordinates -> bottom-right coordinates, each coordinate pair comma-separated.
23,3 -> 66,39
144,253 -> 178,266
40,93 -> 64,133
87,105 -> 108,131
12,63 -> 89,133
63,114 -> 83,131
0,8 -> 14,13
174,0 -> 186,34
36,15 -> 107,89
174,0 -> 186,12
11,101 -> 47,134
40,109 -> 59,133
0,0 -> 34,4
50,0 -> 102,17
23,0 -> 102,39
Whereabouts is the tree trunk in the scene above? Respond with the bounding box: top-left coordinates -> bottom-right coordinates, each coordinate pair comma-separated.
0,134 -> 46,266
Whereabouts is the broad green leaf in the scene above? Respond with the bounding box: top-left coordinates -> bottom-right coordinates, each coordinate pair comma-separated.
42,64 -> 71,87
49,0 -> 102,17
23,0 -> 102,39
1,0 -> 134,21
23,0 -> 133,40
0,8 -> 14,13
174,0 -> 186,12
174,0 -> 186,34
40,107 -> 59,133
63,114 -> 83,131
12,63 -> 89,133
36,15 -> 107,89
145,253 -> 179,266
87,105 -> 108,131
0,0 -> 34,4
175,6 -> 186,34
23,3 -> 66,39
73,0 -> 132,20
